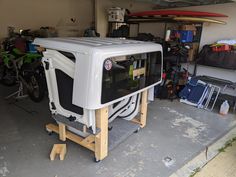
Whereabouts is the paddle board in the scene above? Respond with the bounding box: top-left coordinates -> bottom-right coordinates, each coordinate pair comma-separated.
173,17 -> 227,25
128,10 -> 228,18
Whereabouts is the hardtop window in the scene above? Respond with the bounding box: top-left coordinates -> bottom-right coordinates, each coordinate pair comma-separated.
101,51 -> 162,104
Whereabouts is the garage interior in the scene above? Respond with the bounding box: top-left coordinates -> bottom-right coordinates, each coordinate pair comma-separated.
0,0 -> 236,177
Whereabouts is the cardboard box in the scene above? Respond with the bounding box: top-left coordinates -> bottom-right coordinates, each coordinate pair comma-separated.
181,25 -> 197,31
181,25 -> 197,36
188,43 -> 199,61
178,79 -> 187,86
108,7 -> 126,22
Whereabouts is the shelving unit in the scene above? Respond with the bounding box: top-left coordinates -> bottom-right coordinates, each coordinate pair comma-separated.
108,16 -> 203,62
107,16 -> 205,101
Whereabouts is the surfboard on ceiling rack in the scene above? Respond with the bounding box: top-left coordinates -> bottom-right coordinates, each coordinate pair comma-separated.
128,10 -> 228,18
173,17 -> 227,25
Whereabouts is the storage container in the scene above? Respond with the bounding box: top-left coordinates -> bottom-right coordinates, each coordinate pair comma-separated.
180,30 -> 193,43
220,100 -> 230,115
108,7 -> 126,22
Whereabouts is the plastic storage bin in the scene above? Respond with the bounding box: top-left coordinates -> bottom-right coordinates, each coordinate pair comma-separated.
27,42 -> 37,53
180,30 -> 193,43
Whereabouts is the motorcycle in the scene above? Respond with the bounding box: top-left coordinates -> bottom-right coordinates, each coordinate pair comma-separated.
0,48 -> 46,102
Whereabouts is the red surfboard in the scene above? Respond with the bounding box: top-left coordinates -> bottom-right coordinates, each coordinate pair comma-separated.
128,10 -> 228,18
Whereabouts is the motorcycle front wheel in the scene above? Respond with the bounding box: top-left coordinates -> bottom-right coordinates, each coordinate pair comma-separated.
27,73 -> 45,102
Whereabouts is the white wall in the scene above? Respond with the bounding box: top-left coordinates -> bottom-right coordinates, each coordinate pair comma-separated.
177,3 -> 236,81
95,0 -> 113,37
95,0 -> 157,37
181,63 -> 236,82
170,3 -> 236,48
0,0 -> 94,39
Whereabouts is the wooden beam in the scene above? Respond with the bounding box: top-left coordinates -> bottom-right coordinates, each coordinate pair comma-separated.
81,134 -> 95,145
133,68 -> 145,78
50,144 -> 67,161
59,123 -> 66,141
131,117 -> 141,125
140,90 -> 148,128
46,124 -> 95,152
95,107 -> 109,161
131,90 -> 148,128
36,46 -> 46,52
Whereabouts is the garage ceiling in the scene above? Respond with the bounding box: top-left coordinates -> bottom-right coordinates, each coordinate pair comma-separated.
134,0 -> 235,8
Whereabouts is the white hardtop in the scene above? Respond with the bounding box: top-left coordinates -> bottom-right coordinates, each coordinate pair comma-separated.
35,37 -> 163,110
33,37 -> 160,53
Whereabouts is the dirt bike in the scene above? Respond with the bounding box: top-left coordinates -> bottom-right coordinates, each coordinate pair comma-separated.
0,48 -> 46,102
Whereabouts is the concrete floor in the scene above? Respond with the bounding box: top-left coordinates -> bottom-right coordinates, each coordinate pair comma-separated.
0,85 -> 236,177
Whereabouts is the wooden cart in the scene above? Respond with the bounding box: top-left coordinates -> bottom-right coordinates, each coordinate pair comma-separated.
46,90 -> 148,162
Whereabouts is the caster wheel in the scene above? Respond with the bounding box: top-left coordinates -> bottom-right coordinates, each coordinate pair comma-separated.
48,131 -> 53,136
94,157 -> 100,163
108,126 -> 113,131
134,127 -> 140,133
46,129 -> 53,135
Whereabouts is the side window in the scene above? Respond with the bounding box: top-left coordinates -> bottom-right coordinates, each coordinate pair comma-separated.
59,51 -> 76,62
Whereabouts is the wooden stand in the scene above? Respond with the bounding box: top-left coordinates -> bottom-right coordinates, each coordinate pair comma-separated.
46,90 -> 148,161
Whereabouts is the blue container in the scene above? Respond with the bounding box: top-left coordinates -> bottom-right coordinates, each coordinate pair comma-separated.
180,30 -> 193,43
28,42 -> 37,53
